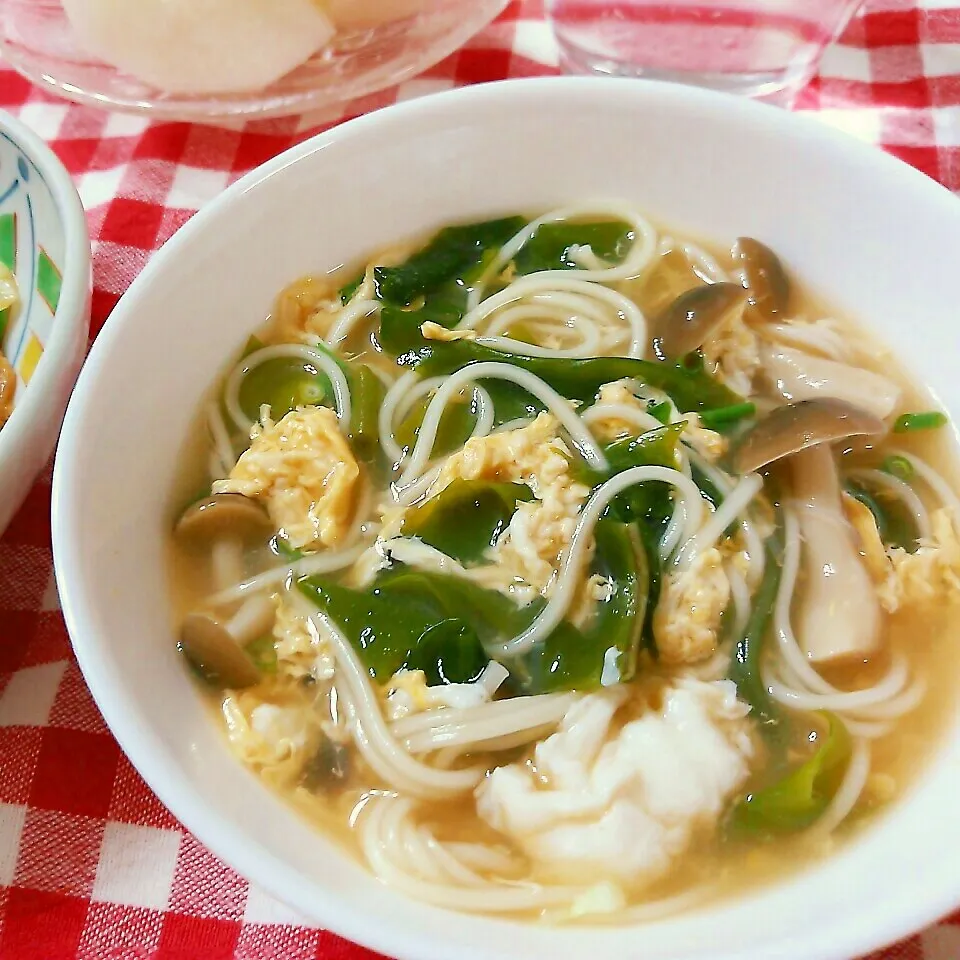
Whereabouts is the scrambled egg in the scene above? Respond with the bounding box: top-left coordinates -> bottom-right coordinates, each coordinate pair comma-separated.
882,511 -> 960,612
221,689 -> 317,786
843,498 -> 960,613
701,310 -> 762,398
420,321 -> 477,342
214,405 -> 359,550
428,413 -> 591,601
272,594 -> 335,682
476,680 -> 754,890
591,380 -> 728,463
653,549 -> 731,665
384,663 -> 509,721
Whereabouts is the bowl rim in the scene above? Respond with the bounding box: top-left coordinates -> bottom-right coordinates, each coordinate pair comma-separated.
0,109 -> 91,469
51,76 -> 960,960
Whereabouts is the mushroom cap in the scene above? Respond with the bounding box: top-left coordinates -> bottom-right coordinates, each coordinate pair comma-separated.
179,613 -> 262,689
653,282 -> 747,360
732,398 -> 886,474
175,493 -> 272,543
732,237 -> 791,320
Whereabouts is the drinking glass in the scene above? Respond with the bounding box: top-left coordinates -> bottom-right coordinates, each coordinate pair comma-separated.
545,0 -> 864,105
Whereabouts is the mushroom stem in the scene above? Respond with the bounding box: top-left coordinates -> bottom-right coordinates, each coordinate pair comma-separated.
211,537 -> 244,592
791,446 -> 882,665
226,595 -> 276,644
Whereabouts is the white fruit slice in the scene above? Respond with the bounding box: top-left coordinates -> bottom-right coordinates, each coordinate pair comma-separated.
62,0 -> 337,95
324,0 -> 429,31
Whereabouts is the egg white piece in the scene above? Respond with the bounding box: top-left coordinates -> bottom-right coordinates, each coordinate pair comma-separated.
325,0 -> 429,30
62,0 -> 337,95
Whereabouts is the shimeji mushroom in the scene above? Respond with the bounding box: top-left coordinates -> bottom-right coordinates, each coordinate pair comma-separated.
732,237 -> 792,320
175,494 -> 275,687
760,343 -> 902,420
732,398 -> 886,475
652,282 -> 747,360
735,399 -> 888,665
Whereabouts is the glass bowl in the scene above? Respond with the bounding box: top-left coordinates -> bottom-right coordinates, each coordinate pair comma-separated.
0,0 -> 509,123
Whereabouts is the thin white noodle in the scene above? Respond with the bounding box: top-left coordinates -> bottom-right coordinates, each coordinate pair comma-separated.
391,467 -> 442,507
771,508 -> 917,714
392,694 -> 578,754
660,498 -> 689,563
580,403 -> 664,436
468,204 -> 659,311
460,276 -> 647,360
379,538 -> 470,579
476,332 -> 599,360
223,344 -> 352,434
845,468 -> 931,540
206,401 -> 235,479
325,298 -> 381,346
883,450 -> 960,522
380,374 -> 490,470
688,450 -> 766,588
496,465 -> 705,658
359,795 -> 587,912
727,564 -> 751,641
675,474 -> 763,571
308,606 -> 483,798
443,842 -> 520,875
207,544 -> 366,606
767,654 -> 910,711
658,236 -> 729,284
379,371 -> 419,465
398,362 -> 607,486
807,738 -> 871,837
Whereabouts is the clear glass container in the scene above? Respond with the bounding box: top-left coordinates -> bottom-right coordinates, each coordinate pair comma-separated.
1,0 -> 509,123
546,0 -> 864,106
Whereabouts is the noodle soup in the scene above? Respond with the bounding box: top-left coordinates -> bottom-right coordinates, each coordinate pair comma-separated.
167,207 -> 960,922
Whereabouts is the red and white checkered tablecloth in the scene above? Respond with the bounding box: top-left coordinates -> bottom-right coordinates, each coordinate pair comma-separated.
1,1 -> 959,958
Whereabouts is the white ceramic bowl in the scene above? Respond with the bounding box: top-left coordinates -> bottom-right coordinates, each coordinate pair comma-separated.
52,79 -> 960,960
0,110 -> 89,535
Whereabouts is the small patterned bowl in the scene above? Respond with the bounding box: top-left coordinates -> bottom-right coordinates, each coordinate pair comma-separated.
0,110 -> 90,534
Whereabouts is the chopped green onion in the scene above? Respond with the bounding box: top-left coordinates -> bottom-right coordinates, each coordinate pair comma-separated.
699,402 -> 756,430
882,455 -> 914,481
245,635 -> 278,675
647,400 -> 672,424
893,411 -> 948,433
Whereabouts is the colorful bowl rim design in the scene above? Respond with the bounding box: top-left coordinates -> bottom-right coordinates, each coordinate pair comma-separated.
0,128 -> 67,394
0,109 -> 90,461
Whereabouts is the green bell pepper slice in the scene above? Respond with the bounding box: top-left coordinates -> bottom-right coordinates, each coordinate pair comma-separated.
728,533 -> 784,733
374,217 -> 526,305
733,713 -> 852,832
401,479 -> 535,563
348,365 -> 386,462
512,220 -> 634,275
523,519 -> 648,692
418,342 -> 742,413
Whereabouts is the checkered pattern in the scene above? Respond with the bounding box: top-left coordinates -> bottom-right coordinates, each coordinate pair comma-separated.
1,1 -> 959,957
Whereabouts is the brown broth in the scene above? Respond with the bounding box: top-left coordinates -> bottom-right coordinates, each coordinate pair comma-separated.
165,221 -> 960,921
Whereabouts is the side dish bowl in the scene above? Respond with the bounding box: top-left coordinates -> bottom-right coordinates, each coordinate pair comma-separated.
51,79 -> 960,960
0,109 -> 89,535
